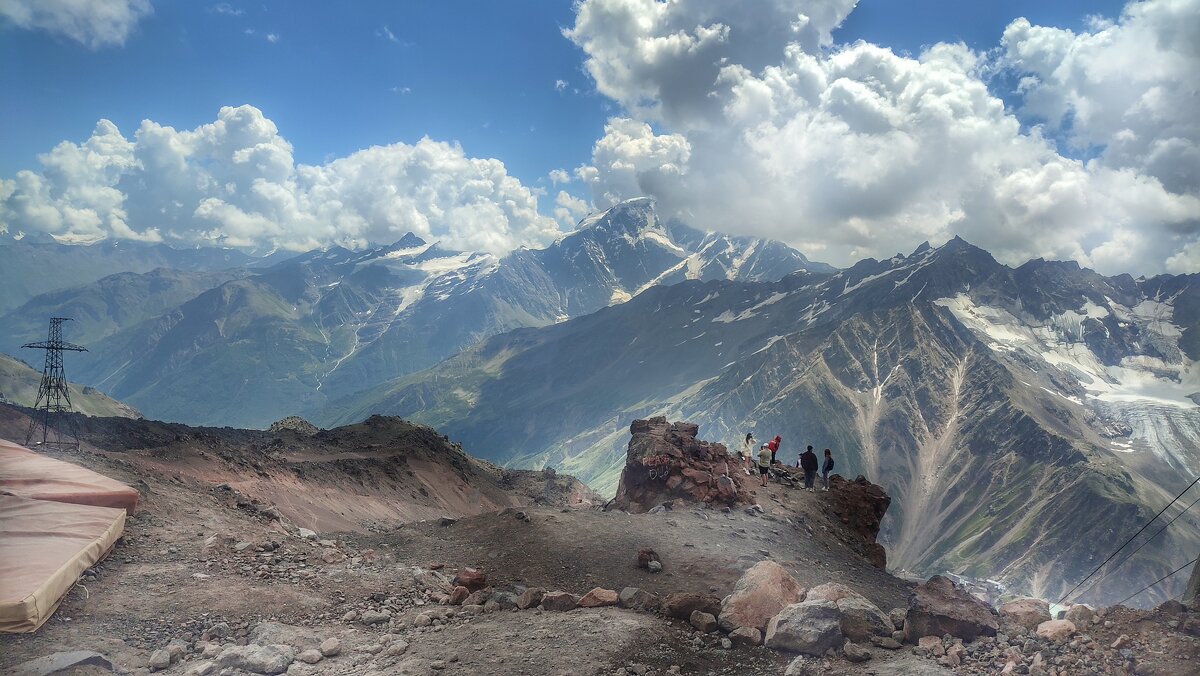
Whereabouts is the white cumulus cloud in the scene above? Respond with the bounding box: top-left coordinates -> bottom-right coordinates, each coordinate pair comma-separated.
567,0 -> 1200,274
0,105 -> 562,255
553,190 -> 591,228
0,0 -> 152,49
1001,0 -> 1200,196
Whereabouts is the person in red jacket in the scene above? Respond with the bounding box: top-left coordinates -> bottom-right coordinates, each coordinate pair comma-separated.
767,436 -> 781,465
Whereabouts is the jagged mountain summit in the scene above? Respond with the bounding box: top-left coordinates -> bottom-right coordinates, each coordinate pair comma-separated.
0,199 -> 825,427
324,236 -> 1200,606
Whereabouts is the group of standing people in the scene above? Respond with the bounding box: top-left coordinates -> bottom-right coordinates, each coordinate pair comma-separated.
739,433 -> 834,492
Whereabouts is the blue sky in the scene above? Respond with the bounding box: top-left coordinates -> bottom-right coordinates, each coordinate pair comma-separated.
0,0 -> 1126,186
2,0 -> 1195,275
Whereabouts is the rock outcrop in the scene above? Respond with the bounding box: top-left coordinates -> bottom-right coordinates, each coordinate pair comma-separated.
827,475 -> 891,569
268,416 -> 320,436
611,417 -> 755,512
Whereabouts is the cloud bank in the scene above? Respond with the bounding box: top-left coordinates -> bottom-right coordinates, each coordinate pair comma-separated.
3,0 -> 1197,274
0,105 -> 561,254
568,0 -> 1200,274
0,0 -> 152,48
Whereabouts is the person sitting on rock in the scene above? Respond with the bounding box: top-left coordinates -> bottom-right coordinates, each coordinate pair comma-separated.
799,445 -> 819,492
757,442 -> 773,487
740,432 -> 756,476
821,448 -> 834,491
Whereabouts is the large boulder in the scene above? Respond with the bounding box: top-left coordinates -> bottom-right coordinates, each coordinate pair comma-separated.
765,600 -> 844,656
214,645 -> 297,675
836,596 -> 893,641
903,575 -> 999,643
1000,598 -> 1051,631
1036,619 -> 1076,642
665,592 -> 721,620
719,561 -> 807,632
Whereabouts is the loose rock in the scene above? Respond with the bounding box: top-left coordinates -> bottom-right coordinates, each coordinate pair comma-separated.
214,644 -> 296,675
452,567 -> 487,591
1000,598 -> 1051,631
148,650 -> 171,672
579,587 -> 619,608
843,640 -> 871,663
541,591 -> 579,612
1035,619 -> 1077,642
319,638 -> 341,657
517,587 -> 546,609
297,649 -> 323,664
690,610 -> 718,633
729,627 -> 763,647
664,592 -> 721,620
765,600 -> 845,656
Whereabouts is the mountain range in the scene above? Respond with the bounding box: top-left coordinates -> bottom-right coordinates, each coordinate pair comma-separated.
0,232 -> 272,314
0,198 -> 826,427
3,199 -> 1197,604
315,236 -> 1200,605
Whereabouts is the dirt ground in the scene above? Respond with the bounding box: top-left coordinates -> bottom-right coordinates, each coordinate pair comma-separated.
0,460 -> 902,674
2,407 -> 1197,676
354,481 -> 912,614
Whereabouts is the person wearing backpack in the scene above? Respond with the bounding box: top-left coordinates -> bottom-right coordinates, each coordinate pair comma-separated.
799,445 -> 819,492
821,448 -> 835,491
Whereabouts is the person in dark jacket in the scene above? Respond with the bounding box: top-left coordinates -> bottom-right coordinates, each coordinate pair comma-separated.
799,445 -> 819,492
821,448 -> 834,491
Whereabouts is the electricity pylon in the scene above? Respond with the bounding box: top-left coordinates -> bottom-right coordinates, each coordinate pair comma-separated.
22,317 -> 87,449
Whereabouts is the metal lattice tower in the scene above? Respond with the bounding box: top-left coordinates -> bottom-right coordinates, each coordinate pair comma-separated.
22,317 -> 87,449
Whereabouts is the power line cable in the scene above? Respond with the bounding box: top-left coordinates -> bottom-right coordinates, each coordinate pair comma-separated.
1114,555 -> 1199,607
1069,492 -> 1200,602
1058,475 -> 1200,604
